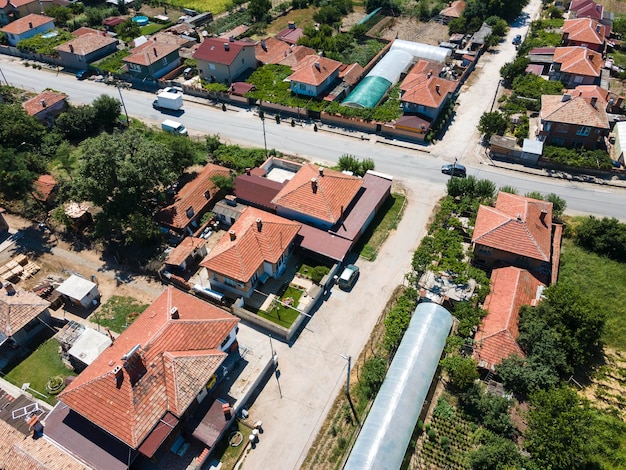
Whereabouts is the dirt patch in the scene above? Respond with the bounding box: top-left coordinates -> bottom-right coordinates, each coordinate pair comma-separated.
599,0 -> 626,15
378,18 -> 449,46
580,347 -> 626,420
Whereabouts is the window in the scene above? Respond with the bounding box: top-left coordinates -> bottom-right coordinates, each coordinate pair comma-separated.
224,277 -> 236,287
573,75 -> 584,84
186,206 -> 194,218
209,63 -> 216,70
576,126 -> 591,136
556,123 -> 569,133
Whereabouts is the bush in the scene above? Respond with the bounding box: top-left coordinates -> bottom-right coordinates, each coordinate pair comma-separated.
358,356 -> 387,399
427,429 -> 437,441
574,216 -> 626,262
542,145 -> 613,170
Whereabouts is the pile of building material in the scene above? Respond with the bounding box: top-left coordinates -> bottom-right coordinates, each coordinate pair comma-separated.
0,254 -> 40,282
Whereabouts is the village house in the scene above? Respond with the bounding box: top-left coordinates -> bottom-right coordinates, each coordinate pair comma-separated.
193,37 -> 256,85
287,55 -> 343,97
123,40 -> 181,81
0,13 -> 54,46
549,46 -> 603,87
55,32 -> 119,70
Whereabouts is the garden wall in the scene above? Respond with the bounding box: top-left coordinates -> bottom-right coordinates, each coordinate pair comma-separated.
321,112 -> 380,133
0,46 -> 62,67
260,100 -> 309,120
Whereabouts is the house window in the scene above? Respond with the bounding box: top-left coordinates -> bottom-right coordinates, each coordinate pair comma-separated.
163,57 -> 168,65
544,122 -> 551,132
224,277 -> 236,287
573,75 -> 584,84
241,58 -> 244,64
418,105 -> 425,113
299,83 -> 306,90
556,123 -> 568,133
576,126 -> 591,136
186,206 -> 194,218
251,273 -> 258,284
209,63 -> 216,70
551,137 -> 565,145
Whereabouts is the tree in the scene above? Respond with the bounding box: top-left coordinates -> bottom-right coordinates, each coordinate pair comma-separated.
55,105 -> 98,140
211,174 -> 234,192
358,356 -> 387,399
500,56 -> 530,84
440,355 -> 479,391
92,94 -> 121,132
498,185 -> 517,194
575,216 -> 626,262
470,432 -> 524,470
45,5 -> 73,26
0,104 -> 46,149
525,386 -> 594,470
478,111 -> 507,139
0,146 -> 35,198
115,18 -> 140,40
545,193 -> 566,221
248,0 -> 272,22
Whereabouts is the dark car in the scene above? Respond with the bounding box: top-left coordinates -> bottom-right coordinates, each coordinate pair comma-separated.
512,34 -> 522,45
337,264 -> 359,291
441,163 -> 467,177
76,69 -> 91,80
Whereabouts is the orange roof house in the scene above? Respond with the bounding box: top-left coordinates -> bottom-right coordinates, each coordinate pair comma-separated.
56,287 -> 239,454
287,55 -> 342,97
255,37 -> 291,64
33,173 -> 58,204
562,18 -> 606,51
55,32 -> 119,69
201,207 -> 301,297
440,0 -> 466,20
474,267 -> 544,371
550,46 -> 602,86
1,14 -> 54,45
271,163 -> 363,229
566,84 -> 623,112
472,192 -> 561,282
123,40 -> 182,80
22,90 -> 68,125
155,163 -> 231,235
0,282 -> 51,347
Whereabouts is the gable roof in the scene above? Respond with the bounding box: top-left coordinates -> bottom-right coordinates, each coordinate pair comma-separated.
566,84 -> 610,103
553,46 -> 602,77
155,163 -> 231,230
71,26 -> 100,37
275,25 -> 303,44
474,267 -> 544,370
123,40 -> 179,66
165,236 -> 205,267
58,287 -> 238,449
33,173 -> 57,202
56,33 -> 117,55
440,0 -> 466,18
472,192 -> 553,262
1,14 -> 53,34
193,37 -> 254,65
22,90 -> 67,116
277,44 -> 316,68
255,37 -> 291,64
540,94 -> 609,129
201,207 -> 300,282
0,283 -> 50,339
271,163 -> 362,224
401,75 -> 457,108
287,55 -> 342,86
234,173 -> 284,210
570,0 -> 594,11
400,60 -> 445,92
338,62 -> 364,86
575,1 -> 603,19
563,18 -> 605,45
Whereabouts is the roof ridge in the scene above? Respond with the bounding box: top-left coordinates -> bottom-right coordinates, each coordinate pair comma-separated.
473,206 -> 510,241
503,269 -> 522,331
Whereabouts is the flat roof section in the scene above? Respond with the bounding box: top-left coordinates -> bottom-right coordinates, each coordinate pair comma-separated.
297,224 -> 352,262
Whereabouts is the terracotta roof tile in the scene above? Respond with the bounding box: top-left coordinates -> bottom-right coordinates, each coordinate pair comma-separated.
1,14 -> 53,35
200,207 -> 301,282
56,33 -> 118,55
22,91 -> 67,116
166,237 -> 205,267
287,55 -> 342,87
472,192 -> 553,262
573,1 -> 603,19
401,75 -> 457,107
271,163 -> 362,224
440,0 -> 466,18
275,26 -> 303,44
553,46 -> 602,77
0,283 -> 50,337
570,0 -> 594,11
255,37 -> 291,64
565,84 -> 613,104
400,60 -> 444,92
124,40 -> 179,66
474,267 -> 544,370
155,163 -> 231,230
540,94 -> 609,129
71,27 -> 101,37
338,62 -> 364,86
563,18 -> 605,45
58,287 -> 238,449
277,45 -> 316,68
33,174 -> 57,202
192,37 -> 255,65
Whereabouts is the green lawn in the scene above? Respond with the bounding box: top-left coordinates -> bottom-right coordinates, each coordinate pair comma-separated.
298,259 -> 330,284
166,0 -> 231,14
353,192 -> 406,261
211,420 -> 254,469
257,286 -> 304,328
559,238 -> 626,350
90,296 -> 148,333
4,339 -> 75,405
140,22 -> 170,35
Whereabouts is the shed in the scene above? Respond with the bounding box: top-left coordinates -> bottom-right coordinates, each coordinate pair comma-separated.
521,139 -> 544,164
68,328 -> 112,371
344,302 -> 453,470
55,275 -> 100,308
614,121 -> 626,165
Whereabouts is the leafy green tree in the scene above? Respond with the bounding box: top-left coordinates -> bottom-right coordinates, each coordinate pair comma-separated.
497,354 -> 560,398
471,432 -> 524,470
358,356 -> 387,399
478,111 -> 508,139
448,16 -> 467,34
440,355 -> 479,391
92,94 -> 121,132
500,56 -> 530,84
545,193 -> 566,221
525,386 -> 594,470
498,185 -> 517,194
248,0 -> 272,21
452,302 -> 486,338
613,15 -> 626,37
211,174 -> 234,192
0,104 -> 46,149
115,18 -> 141,40
55,105 -> 98,140
0,146 -> 35,197
575,216 -> 626,262
485,15 -> 508,36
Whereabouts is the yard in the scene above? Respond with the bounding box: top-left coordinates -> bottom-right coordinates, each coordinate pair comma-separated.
165,0 -> 231,14
90,295 -> 148,333
256,285 -> 304,328
210,419 -> 254,469
4,338 -> 76,405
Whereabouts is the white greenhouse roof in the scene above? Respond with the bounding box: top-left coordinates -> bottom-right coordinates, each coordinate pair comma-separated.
390,39 -> 452,63
368,48 -> 414,84
56,274 -> 97,300
344,302 -> 453,470
614,121 -> 626,160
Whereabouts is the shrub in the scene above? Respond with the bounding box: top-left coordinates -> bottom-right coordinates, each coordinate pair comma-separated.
427,429 -> 437,440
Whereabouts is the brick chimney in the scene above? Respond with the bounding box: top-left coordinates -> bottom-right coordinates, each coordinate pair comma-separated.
229,229 -> 236,240
170,306 -> 179,319
311,178 -> 318,193
224,42 -> 230,51
590,96 -> 598,108
319,167 -> 324,177
436,84 -> 440,95
256,217 -> 262,231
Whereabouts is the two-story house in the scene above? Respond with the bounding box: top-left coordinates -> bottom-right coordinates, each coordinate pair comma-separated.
562,18 -> 606,52
55,32 -> 119,70
0,0 -> 64,26
287,55 -> 342,97
569,0 -> 604,20
0,13 -> 54,46
122,40 -> 181,80
193,37 -> 256,85
536,93 -> 609,148
549,46 -> 602,87
566,84 -> 623,113
400,66 -> 457,122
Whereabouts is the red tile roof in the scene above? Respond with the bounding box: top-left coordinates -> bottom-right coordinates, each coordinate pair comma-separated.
255,37 -> 291,64
33,173 -> 57,202
166,237 -> 205,267
400,60 -> 444,92
575,1 -> 603,19
271,164 -> 362,225
58,287 -> 238,449
229,81 -> 255,96
124,40 -> 180,66
287,55 -> 342,87
540,94 -> 609,129
440,0 -> 466,18
200,207 -> 301,283
474,267 -> 544,370
72,26 -> 101,37
563,18 -> 605,45
275,26 -> 303,44
234,173 -> 284,210
22,90 -> 67,116
56,33 -> 117,55
401,75 -> 457,108
193,37 -> 255,65
1,14 -> 53,35
277,44 -> 316,68
338,62 -> 364,86
472,192 -> 553,262
566,84 -> 611,104
155,163 -> 231,231
570,0 -> 594,11
0,283 -> 50,338
553,46 -> 602,77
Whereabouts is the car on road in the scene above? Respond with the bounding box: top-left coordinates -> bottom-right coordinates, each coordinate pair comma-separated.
76,69 -> 91,80
337,264 -> 359,290
441,163 -> 466,177
159,86 -> 183,94
512,34 -> 522,45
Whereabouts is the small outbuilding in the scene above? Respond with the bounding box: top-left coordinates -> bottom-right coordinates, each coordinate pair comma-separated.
68,328 -> 112,372
55,275 -> 100,308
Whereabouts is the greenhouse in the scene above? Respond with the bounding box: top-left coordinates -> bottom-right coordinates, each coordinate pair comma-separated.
344,302 -> 454,470
342,40 -> 452,108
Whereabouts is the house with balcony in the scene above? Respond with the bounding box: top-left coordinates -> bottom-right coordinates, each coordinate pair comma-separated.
537,93 -> 609,148
122,40 -> 181,80
562,18 -> 606,52
193,37 -> 256,85
55,32 -> 119,70
0,13 -> 53,45
549,46 -> 602,87
287,55 -> 342,97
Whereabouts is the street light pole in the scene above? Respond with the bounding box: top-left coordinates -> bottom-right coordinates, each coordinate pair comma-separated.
340,354 -> 351,397
259,109 -> 268,158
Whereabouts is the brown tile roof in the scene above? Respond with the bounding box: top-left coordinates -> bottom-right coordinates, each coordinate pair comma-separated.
570,0 -> 594,10
123,41 -> 180,66
22,91 -> 67,116
576,1 -> 603,20
474,267 -> 544,370
1,14 -> 53,35
218,24 -> 249,40
0,283 -> 50,338
277,45 -> 316,68
166,237 -> 205,267
540,94 -> 609,129
440,0 -> 466,18
58,287 -> 238,449
287,55 -> 342,87
33,174 -> 57,202
234,173 -> 283,210
563,18 -> 605,45
472,192 -> 553,262
275,26 -> 303,45
155,163 -> 231,230
150,31 -> 190,47
229,81 -> 255,96
255,37 -> 291,64
71,26 -> 101,37
338,62 -> 364,86
56,33 -> 117,55
566,84 -> 611,104
271,164 -> 362,225
553,46 -> 602,77
192,37 -> 255,65
201,207 -> 300,282
399,60 -> 444,92
401,75 -> 457,108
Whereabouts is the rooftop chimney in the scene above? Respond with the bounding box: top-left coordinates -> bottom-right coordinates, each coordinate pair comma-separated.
261,40 -> 267,52
427,70 -> 432,78
288,21 -> 295,29
319,167 -> 324,177
435,84 -> 441,94
540,209 -> 548,221
562,93 -> 571,102
590,96 -> 598,108
589,54 -> 594,61
245,167 -> 251,175
229,229 -> 236,240
40,99 -> 46,108
596,24 -> 601,33
69,44 -> 74,53
229,36 -> 234,42
170,306 -> 179,319
224,42 -> 230,51
256,217 -> 262,231
517,213 -> 522,222
311,178 -> 318,193
314,62 -> 321,72
153,47 -> 158,57
28,21 -> 33,28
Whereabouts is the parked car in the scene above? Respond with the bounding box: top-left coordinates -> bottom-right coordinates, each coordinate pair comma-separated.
160,86 -> 183,94
337,264 -> 359,290
441,163 -> 466,177
512,34 -> 522,45
76,69 -> 91,80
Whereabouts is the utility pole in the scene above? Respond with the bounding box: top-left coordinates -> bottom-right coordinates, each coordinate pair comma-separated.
116,83 -> 130,127
341,354 -> 351,397
259,109 -> 268,158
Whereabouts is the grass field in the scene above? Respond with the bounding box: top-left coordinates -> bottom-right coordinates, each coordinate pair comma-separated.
90,296 -> 148,333
257,286 -> 304,328
166,0 -> 231,14
264,8 -> 318,36
559,238 -> 626,350
4,339 -> 76,405
599,0 -> 626,15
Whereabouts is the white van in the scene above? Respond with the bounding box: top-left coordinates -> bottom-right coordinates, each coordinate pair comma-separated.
161,119 -> 188,136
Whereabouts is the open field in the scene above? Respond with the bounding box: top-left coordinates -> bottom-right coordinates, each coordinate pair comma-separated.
599,0 -> 626,15
166,0 -> 231,14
